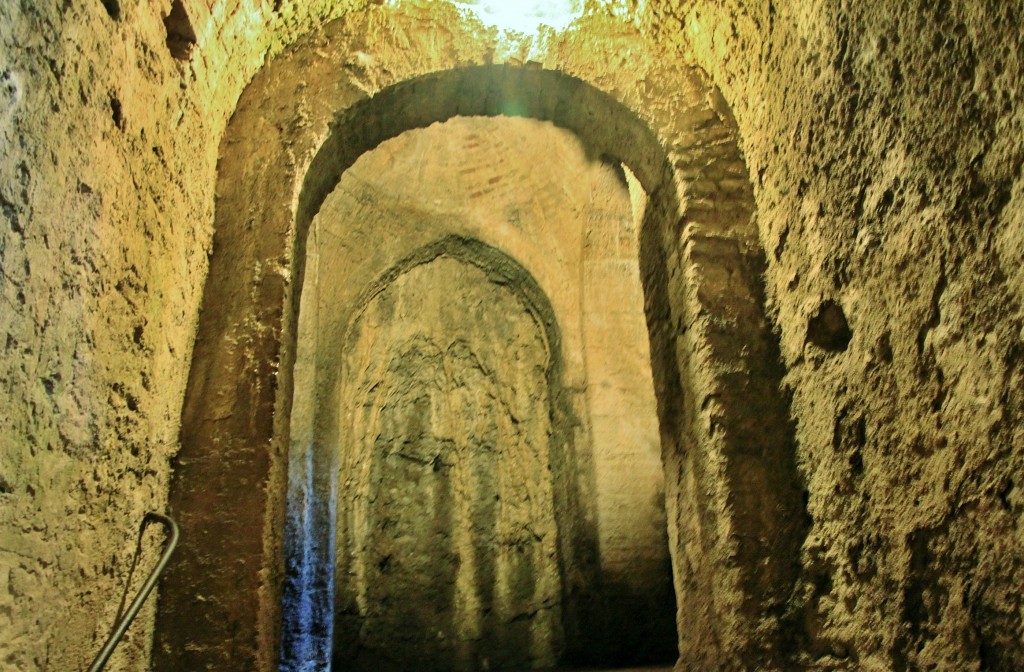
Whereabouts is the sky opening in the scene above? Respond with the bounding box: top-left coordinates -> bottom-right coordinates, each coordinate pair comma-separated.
452,0 -> 584,33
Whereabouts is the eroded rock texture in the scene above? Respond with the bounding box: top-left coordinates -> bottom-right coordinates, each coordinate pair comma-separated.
336,256 -> 561,671
2,1 -> 1023,671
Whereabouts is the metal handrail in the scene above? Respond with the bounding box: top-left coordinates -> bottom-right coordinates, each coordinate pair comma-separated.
86,512 -> 180,672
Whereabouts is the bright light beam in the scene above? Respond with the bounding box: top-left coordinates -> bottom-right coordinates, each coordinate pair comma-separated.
452,0 -> 583,34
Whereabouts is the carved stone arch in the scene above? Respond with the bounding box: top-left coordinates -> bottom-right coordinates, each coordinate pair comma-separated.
155,7 -> 807,671
318,235 -> 576,671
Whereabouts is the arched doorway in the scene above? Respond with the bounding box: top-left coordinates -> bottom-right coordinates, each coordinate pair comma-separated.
283,113 -> 682,670
155,9 -> 807,670
334,239 -> 566,671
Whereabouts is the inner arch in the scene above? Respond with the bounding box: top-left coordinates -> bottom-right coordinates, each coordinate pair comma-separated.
296,64 -> 673,241
340,246 -> 562,672
284,115 -> 680,671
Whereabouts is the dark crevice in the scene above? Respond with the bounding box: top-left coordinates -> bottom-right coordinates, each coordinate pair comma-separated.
110,94 -> 124,130
916,255 -> 946,358
100,0 -> 120,21
1,193 -> 21,234
164,0 -> 197,61
807,300 -> 853,352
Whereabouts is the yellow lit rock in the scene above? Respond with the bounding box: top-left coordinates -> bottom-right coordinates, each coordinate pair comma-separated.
1,1 -> 1022,672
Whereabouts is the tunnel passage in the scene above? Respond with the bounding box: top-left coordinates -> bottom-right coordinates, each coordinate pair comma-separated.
283,117 -> 679,670
159,28 -> 808,668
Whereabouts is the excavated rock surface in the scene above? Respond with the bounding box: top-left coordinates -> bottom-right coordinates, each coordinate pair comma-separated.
337,256 -> 562,671
0,0 -> 369,668
0,0 -> 1021,671
638,1 -> 1024,669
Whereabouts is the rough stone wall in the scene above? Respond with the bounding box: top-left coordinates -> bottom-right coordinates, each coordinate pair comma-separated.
640,0 -> 1024,669
0,1 -> 391,669
2,3 -> 209,670
337,256 -> 562,671
0,1 -> 396,670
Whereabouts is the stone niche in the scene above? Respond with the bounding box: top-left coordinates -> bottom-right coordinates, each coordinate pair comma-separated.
337,251 -> 563,671
284,116 -> 676,671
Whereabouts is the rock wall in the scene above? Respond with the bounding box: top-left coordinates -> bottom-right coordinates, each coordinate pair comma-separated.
640,0 -> 1024,669
0,0 -> 373,669
337,255 -> 562,671
1,3 -> 218,670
